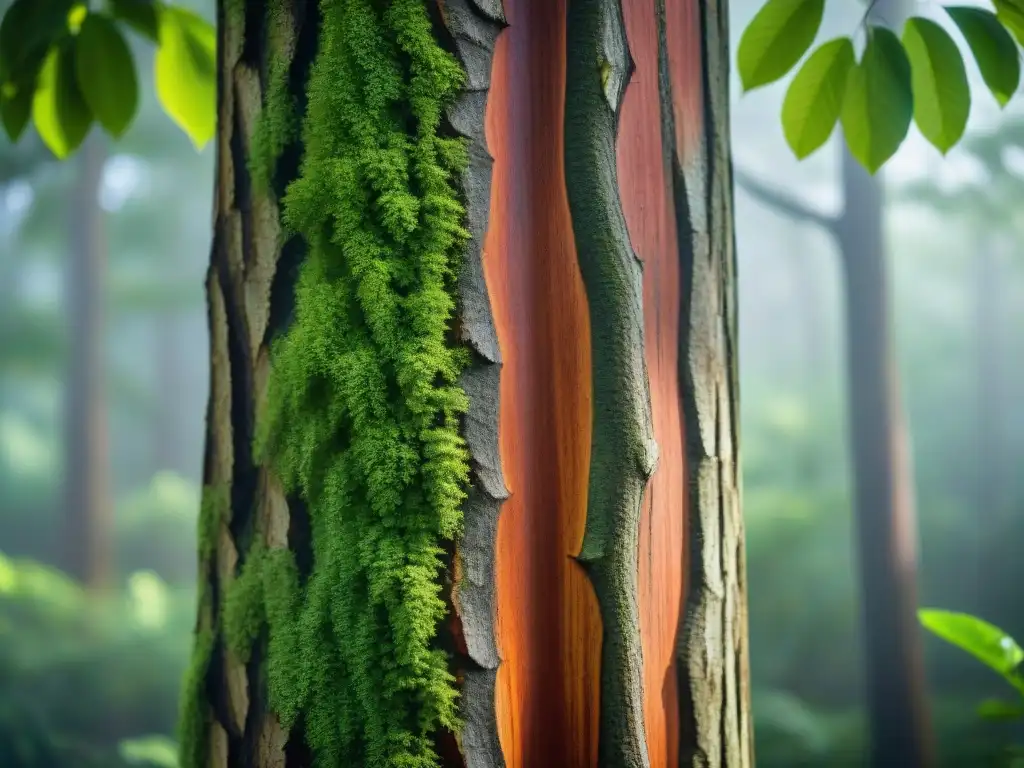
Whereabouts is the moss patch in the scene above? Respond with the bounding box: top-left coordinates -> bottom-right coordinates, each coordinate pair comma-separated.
228,0 -> 472,765
248,0 -> 298,193
177,620 -> 215,768
197,484 -> 230,562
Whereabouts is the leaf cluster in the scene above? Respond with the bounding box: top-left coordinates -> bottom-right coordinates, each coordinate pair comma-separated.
0,0 -> 215,158
739,0 -> 1024,172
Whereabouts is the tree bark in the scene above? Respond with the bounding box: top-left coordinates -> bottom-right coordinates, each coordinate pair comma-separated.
182,1 -> 748,767
62,131 -> 112,590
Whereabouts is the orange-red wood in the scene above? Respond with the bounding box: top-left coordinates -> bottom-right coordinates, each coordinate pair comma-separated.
485,0 -> 603,765
665,0 -> 705,166
618,2 -> 687,766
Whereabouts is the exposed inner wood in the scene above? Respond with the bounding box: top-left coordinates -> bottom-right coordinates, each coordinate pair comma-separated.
616,1 -> 687,765
485,0 -> 603,764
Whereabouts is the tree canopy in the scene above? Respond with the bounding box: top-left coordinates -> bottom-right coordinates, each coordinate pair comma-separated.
739,0 -> 1024,172
0,0 -> 214,158
4,0 -> 1021,172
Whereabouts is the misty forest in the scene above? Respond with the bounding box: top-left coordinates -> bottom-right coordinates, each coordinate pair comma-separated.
2,0 -> 1024,766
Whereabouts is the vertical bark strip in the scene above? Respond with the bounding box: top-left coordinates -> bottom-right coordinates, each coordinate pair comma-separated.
435,1 -> 509,766
616,1 -> 687,764
184,1 -> 309,766
565,1 -> 659,765
666,0 -> 753,766
486,0 -> 603,763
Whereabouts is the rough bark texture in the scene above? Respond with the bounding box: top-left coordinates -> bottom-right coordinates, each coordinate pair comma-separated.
186,1 -> 750,766
671,1 -> 752,767
186,1 -> 306,765
440,1 -> 509,766
63,132 -> 112,590
564,1 -> 658,765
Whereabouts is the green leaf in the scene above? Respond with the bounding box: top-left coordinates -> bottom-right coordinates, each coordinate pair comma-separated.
0,80 -> 33,141
0,0 -> 76,82
74,12 -> 138,138
946,6 -> 1020,108
919,609 -> 1024,690
994,0 -> 1024,46
781,37 -> 855,159
107,0 -> 161,43
738,0 -> 826,91
840,26 -> 913,174
154,5 -> 215,148
31,41 -> 93,159
977,699 -> 1024,721
902,16 -> 970,155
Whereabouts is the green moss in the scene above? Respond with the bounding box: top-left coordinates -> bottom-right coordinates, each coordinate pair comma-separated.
222,542 -> 268,663
236,1 -> 472,765
249,0 -> 298,193
197,484 -> 229,562
177,617 -> 215,768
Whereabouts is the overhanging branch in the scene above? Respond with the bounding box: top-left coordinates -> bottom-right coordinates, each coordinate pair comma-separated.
733,167 -> 838,234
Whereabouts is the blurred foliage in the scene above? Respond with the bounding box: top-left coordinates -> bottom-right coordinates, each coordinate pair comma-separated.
0,552 -> 192,767
117,472 -> 199,584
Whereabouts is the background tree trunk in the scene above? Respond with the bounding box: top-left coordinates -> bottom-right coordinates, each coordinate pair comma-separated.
62,132 -> 112,590
182,1 -> 748,766
838,148 -> 934,768
152,313 -> 186,475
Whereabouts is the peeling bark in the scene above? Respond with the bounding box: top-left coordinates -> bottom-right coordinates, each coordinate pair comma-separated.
437,1 -> 509,766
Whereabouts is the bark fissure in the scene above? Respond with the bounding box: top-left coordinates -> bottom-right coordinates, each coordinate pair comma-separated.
664,0 -> 751,765
565,0 -> 658,765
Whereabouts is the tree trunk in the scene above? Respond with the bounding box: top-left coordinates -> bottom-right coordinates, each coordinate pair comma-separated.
62,131 -> 112,590
838,147 -> 934,768
180,1 -> 749,767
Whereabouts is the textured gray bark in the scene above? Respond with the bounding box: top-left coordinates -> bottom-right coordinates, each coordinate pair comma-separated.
442,1 -> 509,766
672,1 -> 752,767
564,0 -> 658,765
190,1 -> 305,764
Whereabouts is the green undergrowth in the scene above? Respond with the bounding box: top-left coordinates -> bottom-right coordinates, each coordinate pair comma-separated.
220,0 -> 473,766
